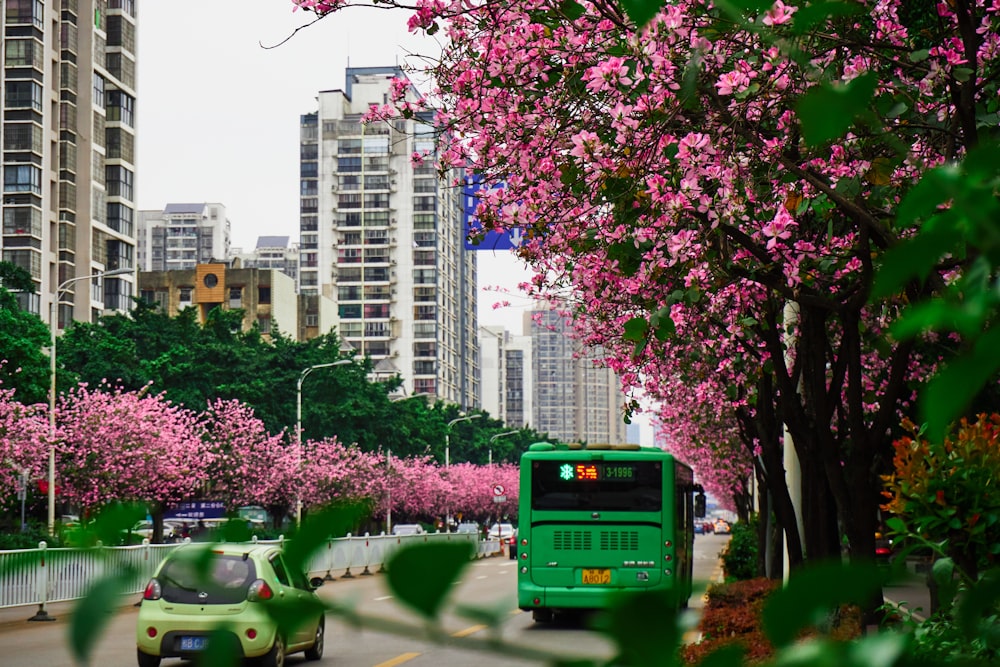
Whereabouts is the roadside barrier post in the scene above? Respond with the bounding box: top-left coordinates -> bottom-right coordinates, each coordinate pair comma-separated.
28,541 -> 55,622
360,533 -> 373,576
341,533 -> 355,578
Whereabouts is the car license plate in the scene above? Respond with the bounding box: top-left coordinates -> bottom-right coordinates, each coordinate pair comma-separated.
179,636 -> 208,651
582,568 -> 611,585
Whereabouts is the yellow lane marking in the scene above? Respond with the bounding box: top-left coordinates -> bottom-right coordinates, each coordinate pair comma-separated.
374,652 -> 421,667
451,623 -> 487,637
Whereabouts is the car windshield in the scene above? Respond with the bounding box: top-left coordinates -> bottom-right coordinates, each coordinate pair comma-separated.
158,553 -> 256,604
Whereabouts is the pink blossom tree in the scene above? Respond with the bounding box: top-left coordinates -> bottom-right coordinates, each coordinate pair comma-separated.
287,0 -> 994,587
56,383 -> 207,522
0,386 -> 48,501
201,398 -> 296,520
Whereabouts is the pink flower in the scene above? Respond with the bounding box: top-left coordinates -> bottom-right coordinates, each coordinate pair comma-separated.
570,130 -> 601,159
762,1 -> 797,26
761,207 -> 796,250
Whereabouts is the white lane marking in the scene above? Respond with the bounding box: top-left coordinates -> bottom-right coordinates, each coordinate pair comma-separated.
374,595 -> 394,601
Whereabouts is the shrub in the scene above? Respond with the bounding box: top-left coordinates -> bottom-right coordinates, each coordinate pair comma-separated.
721,516 -> 759,580
681,578 -> 779,665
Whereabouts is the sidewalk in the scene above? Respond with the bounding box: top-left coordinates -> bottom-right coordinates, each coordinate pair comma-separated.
0,593 -> 141,634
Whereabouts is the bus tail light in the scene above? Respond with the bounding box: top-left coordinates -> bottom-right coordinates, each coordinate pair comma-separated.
521,552 -> 528,559
664,540 -> 672,547
664,568 -> 673,576
533,597 -> 541,605
664,554 -> 672,562
520,538 -> 527,546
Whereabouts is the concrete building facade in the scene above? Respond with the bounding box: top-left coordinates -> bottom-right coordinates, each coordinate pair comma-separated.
527,308 -> 627,445
299,66 -> 478,405
137,263 -> 303,342
1,0 -> 137,325
137,203 -> 231,272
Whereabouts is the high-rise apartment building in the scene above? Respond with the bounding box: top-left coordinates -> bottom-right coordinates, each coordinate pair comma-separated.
231,235 -> 299,282
136,203 -> 231,271
1,0 -> 137,323
478,324 -> 532,428
527,308 -> 627,444
300,66 -> 478,406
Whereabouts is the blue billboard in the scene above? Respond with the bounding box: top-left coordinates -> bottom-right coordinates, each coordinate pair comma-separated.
463,175 -> 524,251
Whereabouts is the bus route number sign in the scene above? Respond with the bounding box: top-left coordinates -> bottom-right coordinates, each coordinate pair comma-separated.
558,463 -> 637,482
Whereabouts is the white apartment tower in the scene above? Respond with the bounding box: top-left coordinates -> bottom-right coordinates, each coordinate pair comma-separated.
300,66 -> 478,406
136,203 -> 231,271
1,0 -> 137,323
528,308 -> 627,445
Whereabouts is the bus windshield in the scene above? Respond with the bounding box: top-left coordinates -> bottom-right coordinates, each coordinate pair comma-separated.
529,460 -> 663,512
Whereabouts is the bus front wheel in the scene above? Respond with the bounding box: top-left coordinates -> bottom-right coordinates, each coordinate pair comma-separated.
532,608 -> 553,623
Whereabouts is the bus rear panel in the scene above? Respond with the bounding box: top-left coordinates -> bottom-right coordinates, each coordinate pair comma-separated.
516,443 -> 695,618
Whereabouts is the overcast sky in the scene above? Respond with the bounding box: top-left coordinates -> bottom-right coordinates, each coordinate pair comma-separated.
135,0 -> 533,332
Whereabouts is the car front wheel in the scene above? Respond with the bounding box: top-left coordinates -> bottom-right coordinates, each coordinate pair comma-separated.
304,618 -> 325,661
136,648 -> 161,667
259,634 -> 285,667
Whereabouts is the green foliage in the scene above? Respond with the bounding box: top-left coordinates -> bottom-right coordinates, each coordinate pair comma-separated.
385,540 -> 474,619
721,517 -> 759,581
796,73 -> 878,146
883,415 -> 1000,581
762,561 -> 883,648
0,262 -> 50,404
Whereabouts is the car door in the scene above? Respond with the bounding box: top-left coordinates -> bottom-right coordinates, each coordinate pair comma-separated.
270,554 -> 316,649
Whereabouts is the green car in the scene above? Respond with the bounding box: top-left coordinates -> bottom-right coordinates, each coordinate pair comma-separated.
136,542 -> 326,667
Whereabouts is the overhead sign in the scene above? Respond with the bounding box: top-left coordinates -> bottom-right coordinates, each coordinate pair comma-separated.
463,175 -> 524,251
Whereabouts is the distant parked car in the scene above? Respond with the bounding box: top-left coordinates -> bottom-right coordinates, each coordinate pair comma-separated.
489,522 -> 516,541
694,522 -> 705,535
456,522 -> 480,535
714,520 -> 731,535
392,524 -> 425,536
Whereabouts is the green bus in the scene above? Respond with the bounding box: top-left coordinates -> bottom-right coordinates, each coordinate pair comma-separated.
516,442 -> 704,622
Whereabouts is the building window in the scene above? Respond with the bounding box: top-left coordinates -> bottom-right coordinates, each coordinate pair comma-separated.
106,90 -> 135,127
257,317 -> 271,334
4,0 -> 44,28
3,165 -> 42,194
93,73 -> 105,106
105,166 -> 134,199
258,287 -> 271,304
179,287 -> 193,303
4,38 -> 42,69
4,80 -> 42,111
3,123 -> 42,154
107,203 -> 134,235
306,314 -> 318,327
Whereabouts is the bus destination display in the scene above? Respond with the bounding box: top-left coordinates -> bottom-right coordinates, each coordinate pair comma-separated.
558,462 -> 637,482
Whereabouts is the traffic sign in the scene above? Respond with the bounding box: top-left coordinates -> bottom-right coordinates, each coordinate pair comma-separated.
493,484 -> 505,496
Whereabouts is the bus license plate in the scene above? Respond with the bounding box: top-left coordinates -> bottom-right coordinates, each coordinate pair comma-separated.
582,568 -> 611,585
179,636 -> 208,651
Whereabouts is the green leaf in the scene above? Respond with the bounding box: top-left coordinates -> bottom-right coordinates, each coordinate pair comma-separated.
896,164 -> 962,227
285,501 -> 367,575
600,589 -> 683,667
921,326 -> 1000,442
650,307 -> 675,341
193,625 -> 242,667
386,541 -> 474,619
623,316 -> 649,342
870,224 -> 958,300
70,571 -> 134,664
557,0 -> 586,20
762,560 -> 884,648
618,0 -> 668,29
796,73 -> 877,146
791,0 -> 865,34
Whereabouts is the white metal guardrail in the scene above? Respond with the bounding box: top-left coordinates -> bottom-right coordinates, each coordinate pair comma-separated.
0,531 -> 503,615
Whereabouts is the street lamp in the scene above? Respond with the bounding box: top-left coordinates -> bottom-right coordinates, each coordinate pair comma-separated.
48,267 -> 133,535
444,414 -> 481,532
445,414 -> 482,469
488,431 -> 519,467
295,359 -> 352,525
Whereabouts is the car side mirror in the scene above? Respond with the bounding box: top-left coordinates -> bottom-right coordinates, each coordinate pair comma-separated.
694,492 -> 706,518
309,577 -> 324,589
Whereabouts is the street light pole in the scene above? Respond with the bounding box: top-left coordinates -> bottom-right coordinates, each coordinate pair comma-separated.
444,414 -> 481,532
48,267 -> 132,536
488,431 -> 519,467
295,359 -> 351,526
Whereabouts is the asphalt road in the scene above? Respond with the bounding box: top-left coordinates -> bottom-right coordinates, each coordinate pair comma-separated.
0,534 -> 729,667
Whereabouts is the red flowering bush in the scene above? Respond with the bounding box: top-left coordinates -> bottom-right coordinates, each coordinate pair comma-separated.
883,413 -> 1000,581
